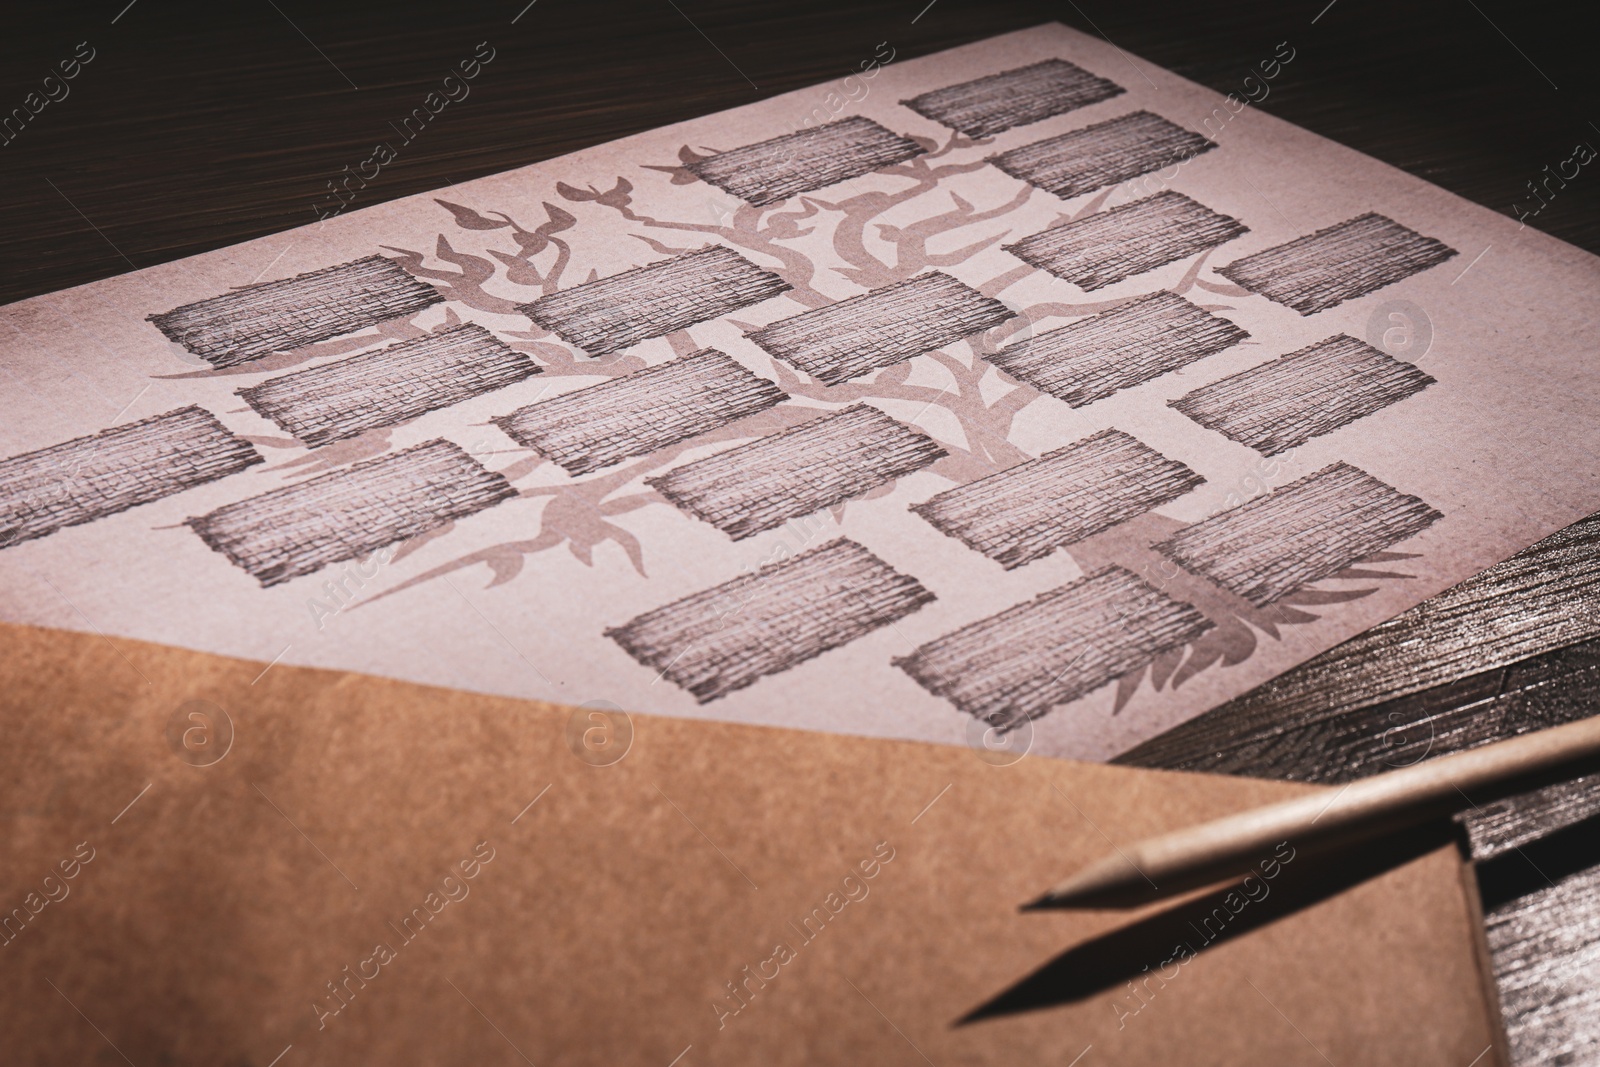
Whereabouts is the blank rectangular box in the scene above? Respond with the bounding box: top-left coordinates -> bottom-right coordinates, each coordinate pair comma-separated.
747,272 -> 1010,386
988,110 -> 1216,200
1155,462 -> 1442,607
522,246 -> 790,356
648,404 -> 945,540
240,324 -> 541,448
894,566 -> 1212,727
912,429 -> 1203,569
493,349 -> 786,476
988,291 -> 1248,407
1005,192 -> 1248,291
1170,333 -> 1435,455
685,116 -> 925,206
148,256 -> 443,369
1217,213 -> 1457,315
607,538 -> 935,703
0,406 -> 262,549
187,440 -> 515,587
903,59 -> 1124,138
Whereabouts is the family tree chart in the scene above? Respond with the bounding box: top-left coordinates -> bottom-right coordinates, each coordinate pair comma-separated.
2,27 -> 1596,760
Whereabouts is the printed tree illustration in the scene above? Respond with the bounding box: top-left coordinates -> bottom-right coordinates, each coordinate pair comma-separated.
368,128 -> 1418,718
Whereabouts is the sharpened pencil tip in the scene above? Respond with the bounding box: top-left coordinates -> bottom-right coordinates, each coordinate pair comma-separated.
1018,893 -> 1057,912
1022,852 -> 1151,909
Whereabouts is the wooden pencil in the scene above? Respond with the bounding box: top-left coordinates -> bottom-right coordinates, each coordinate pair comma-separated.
1024,714 -> 1600,909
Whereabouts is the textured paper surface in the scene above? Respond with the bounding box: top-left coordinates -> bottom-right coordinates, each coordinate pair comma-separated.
2,24 -> 1598,760
0,622 -> 1500,1065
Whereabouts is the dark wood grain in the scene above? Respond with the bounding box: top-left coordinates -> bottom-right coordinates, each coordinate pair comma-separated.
1116,514 -> 1600,780
1476,825 -> 1600,1066
3,0 -> 1599,306
1118,514 -> 1600,1065
5,2 -> 1600,1063
1465,776 -> 1600,862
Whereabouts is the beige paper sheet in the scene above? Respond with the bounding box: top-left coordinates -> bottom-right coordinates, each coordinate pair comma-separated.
1,24 -> 1597,762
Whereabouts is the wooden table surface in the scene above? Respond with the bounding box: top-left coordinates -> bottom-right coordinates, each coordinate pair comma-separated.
5,2 -> 1598,1063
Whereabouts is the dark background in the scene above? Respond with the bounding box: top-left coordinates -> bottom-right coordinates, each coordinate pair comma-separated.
2,0 -> 1598,306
